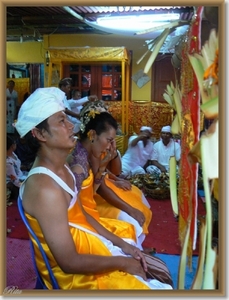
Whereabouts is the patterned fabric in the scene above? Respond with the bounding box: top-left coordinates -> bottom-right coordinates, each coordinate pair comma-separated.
107,101 -> 174,139
69,140 -> 89,191
178,7 -> 203,260
6,153 -> 26,187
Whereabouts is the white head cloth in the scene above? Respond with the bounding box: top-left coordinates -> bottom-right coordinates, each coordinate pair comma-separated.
140,126 -> 152,133
161,125 -> 171,133
15,87 -> 65,137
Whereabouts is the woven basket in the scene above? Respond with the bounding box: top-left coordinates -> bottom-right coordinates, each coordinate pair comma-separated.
115,135 -> 128,156
129,174 -> 145,189
142,172 -> 171,200
143,185 -> 170,200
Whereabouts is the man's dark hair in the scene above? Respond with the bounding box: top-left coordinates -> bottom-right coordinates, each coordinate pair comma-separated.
23,119 -> 50,154
8,80 -> 15,86
7,135 -> 15,150
58,77 -> 72,89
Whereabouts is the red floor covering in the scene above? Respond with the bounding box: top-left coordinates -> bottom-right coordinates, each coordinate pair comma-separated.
142,196 -> 206,255
7,200 -> 29,240
6,238 -> 36,290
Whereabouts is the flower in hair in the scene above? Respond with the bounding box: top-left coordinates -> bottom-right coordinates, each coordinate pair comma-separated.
88,109 -> 101,119
80,123 -> 85,133
79,100 -> 109,132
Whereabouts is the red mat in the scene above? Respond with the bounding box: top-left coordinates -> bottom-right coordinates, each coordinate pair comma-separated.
7,201 -> 29,240
7,238 -> 36,289
142,196 -> 206,255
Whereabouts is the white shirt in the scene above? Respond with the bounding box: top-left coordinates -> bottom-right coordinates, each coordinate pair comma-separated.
63,96 -> 85,133
151,139 -> 181,169
68,96 -> 89,114
6,88 -> 18,105
6,152 -> 27,187
121,135 -> 154,176
63,97 -> 79,123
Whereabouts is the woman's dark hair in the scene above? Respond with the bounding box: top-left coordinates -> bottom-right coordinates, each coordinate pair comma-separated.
79,112 -> 118,141
7,135 -> 15,150
23,119 -> 50,154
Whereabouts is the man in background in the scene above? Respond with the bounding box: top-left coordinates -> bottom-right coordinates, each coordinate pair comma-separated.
59,78 -> 97,133
121,126 -> 154,178
68,89 -> 97,115
6,80 -> 18,134
146,125 -> 181,174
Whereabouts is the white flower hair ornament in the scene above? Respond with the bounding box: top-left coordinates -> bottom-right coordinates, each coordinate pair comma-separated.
79,100 -> 109,133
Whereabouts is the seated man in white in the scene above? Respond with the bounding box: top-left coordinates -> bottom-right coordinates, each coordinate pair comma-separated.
121,126 -> 154,178
146,125 -> 181,174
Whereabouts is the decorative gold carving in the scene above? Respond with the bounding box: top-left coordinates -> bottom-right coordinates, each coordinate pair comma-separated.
49,47 -> 130,63
115,135 -> 128,156
106,100 -> 174,139
180,42 -> 194,95
181,112 -> 195,150
106,101 -> 123,124
130,101 -> 174,138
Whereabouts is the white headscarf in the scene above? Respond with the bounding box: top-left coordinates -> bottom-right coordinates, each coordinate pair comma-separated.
15,87 -> 65,137
140,126 -> 152,133
161,126 -> 171,133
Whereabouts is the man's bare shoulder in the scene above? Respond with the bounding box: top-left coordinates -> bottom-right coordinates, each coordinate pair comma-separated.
24,172 -> 60,190
22,172 -> 67,214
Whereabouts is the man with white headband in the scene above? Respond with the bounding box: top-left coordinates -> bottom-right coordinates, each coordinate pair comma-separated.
14,87 -> 173,290
121,126 -> 154,178
146,125 -> 181,174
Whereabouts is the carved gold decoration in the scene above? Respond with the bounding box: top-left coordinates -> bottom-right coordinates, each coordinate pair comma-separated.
106,100 -> 174,140
49,47 -> 131,63
180,41 -> 194,95
181,112 -> 195,150
130,101 -> 174,139
115,135 -> 128,156
106,101 -> 123,124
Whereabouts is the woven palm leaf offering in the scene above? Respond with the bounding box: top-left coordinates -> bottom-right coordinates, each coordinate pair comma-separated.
143,172 -> 171,200
129,174 -> 145,189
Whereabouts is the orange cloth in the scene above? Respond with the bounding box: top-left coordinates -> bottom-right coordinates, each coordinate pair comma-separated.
25,197 -> 150,289
94,176 -> 152,235
80,170 -> 137,242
